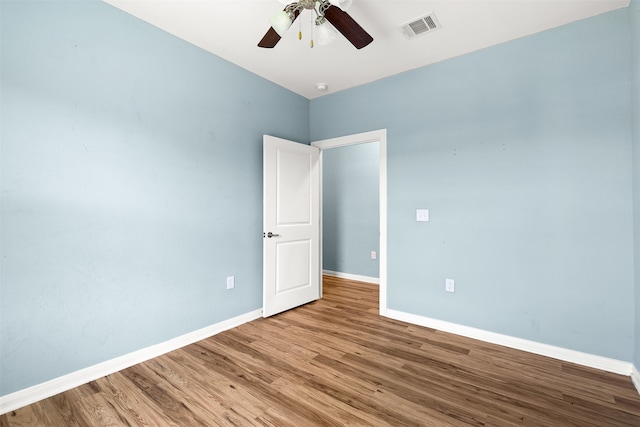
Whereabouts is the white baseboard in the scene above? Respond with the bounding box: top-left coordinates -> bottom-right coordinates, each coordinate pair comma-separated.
632,365 -> 640,395
323,270 -> 379,285
385,309 -> 633,376
0,309 -> 262,415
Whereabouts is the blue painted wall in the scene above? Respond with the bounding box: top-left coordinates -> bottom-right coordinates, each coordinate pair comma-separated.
0,0 -> 308,395
322,143 -> 379,278
311,8 -> 635,361
630,0 -> 640,369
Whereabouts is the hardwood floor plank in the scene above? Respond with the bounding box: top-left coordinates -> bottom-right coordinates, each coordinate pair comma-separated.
164,351 -> 277,425
71,392 -> 135,427
613,395 -> 640,416
47,391 -> 93,426
0,405 -> 37,427
121,365 -> 209,426
561,393 -> 640,426
141,357 -> 263,426
93,372 -> 179,427
304,357 -> 457,426
2,275 -> 639,426
270,377 -> 380,426
312,352 -> 487,426
181,341 -> 342,426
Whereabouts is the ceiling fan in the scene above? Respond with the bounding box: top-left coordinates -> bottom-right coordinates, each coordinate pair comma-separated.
258,0 -> 373,49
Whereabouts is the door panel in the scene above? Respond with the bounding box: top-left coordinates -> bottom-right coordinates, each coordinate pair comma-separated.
276,240 -> 311,293
277,150 -> 312,225
263,135 -> 320,317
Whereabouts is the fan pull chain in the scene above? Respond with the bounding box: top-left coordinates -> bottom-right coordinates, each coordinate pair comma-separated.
310,9 -> 314,48
298,11 -> 302,40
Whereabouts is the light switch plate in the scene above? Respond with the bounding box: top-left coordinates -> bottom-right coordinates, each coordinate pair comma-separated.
227,276 -> 235,290
416,209 -> 429,222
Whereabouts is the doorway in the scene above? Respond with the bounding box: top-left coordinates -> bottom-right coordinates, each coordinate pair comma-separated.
312,129 -> 387,315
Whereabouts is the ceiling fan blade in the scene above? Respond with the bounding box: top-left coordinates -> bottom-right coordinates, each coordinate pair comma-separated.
324,5 -> 373,49
258,27 -> 281,48
257,7 -> 302,48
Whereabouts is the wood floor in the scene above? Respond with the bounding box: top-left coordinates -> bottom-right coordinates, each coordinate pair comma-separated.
2,276 -> 640,426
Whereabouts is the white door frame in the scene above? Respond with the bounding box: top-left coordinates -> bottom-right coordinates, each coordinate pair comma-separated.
311,129 -> 387,315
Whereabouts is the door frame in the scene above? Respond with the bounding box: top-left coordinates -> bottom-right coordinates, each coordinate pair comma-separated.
311,129 -> 387,315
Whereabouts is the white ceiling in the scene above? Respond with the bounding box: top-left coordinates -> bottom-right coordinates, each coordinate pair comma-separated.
103,0 -> 629,99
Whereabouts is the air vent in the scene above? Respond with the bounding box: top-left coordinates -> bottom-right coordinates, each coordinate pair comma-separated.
399,13 -> 442,40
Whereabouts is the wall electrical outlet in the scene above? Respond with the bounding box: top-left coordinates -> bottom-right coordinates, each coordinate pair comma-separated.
416,209 -> 429,222
227,276 -> 235,290
371,251 -> 377,260
445,278 -> 455,293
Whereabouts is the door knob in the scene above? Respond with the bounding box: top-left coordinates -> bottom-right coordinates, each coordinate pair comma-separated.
266,232 -> 280,238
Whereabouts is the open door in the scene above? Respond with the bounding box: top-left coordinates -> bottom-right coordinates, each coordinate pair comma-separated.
263,135 -> 320,317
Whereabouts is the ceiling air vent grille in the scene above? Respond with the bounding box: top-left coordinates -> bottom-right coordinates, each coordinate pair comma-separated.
399,13 -> 442,40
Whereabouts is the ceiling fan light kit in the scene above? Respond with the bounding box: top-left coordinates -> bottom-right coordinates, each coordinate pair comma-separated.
279,0 -> 352,9
259,0 -> 373,49
270,10 -> 296,37
315,17 -> 337,46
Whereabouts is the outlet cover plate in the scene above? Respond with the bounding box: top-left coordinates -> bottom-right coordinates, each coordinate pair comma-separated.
227,276 -> 235,290
445,278 -> 455,293
416,209 -> 429,222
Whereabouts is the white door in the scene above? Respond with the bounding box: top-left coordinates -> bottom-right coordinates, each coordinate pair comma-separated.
263,135 -> 320,317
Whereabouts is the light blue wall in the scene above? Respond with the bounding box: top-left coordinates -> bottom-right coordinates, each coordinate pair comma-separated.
630,0 -> 640,368
322,143 -> 379,278
0,0 -> 308,395
311,8 -> 635,361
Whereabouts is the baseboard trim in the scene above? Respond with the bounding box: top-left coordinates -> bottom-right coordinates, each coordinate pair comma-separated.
0,309 -> 262,415
385,309 -> 633,376
323,270 -> 379,285
632,365 -> 640,395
